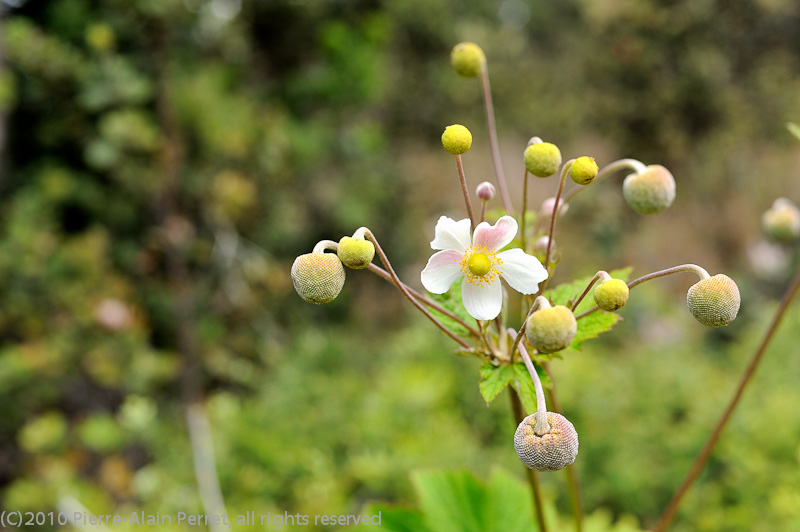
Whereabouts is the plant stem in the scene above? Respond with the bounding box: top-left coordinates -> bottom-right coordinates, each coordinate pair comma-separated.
480,64 -> 513,214
455,154 -> 477,232
545,160 -> 575,272
521,169 -> 530,251
571,271 -> 611,311
509,328 -> 549,434
510,389 -> 549,532
653,268 -> 800,532
561,158 -> 647,205
363,230 -> 471,348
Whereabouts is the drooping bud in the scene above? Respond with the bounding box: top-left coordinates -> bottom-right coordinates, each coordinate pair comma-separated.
441,124 -> 472,155
686,274 -> 740,327
622,164 -> 676,215
450,42 -> 486,78
570,156 -> 599,185
514,412 -> 579,471
291,253 -> 345,304
524,142 -> 562,178
541,197 -> 568,217
476,181 -> 496,201
337,236 -> 375,270
593,279 -> 630,311
525,305 -> 577,353
762,198 -> 800,243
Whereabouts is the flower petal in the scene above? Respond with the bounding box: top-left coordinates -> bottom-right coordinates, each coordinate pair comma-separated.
420,250 -> 463,293
472,215 -> 518,252
497,248 -> 549,294
430,216 -> 472,252
461,278 -> 503,320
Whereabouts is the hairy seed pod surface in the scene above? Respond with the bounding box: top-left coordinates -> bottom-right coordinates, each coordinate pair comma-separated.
570,156 -> 599,185
622,164 -> 676,215
524,142 -> 562,178
291,253 -> 345,304
337,236 -> 375,270
593,278 -> 629,311
762,198 -> 800,243
441,124 -> 473,155
686,274 -> 740,327
514,412 -> 579,471
526,305 -> 577,353
450,42 -> 486,78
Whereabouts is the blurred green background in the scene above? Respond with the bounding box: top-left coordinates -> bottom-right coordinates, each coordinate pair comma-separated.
1,0 -> 800,531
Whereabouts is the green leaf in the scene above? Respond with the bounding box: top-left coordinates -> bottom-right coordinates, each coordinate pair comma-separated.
512,362 -> 550,414
479,362 -> 550,411
788,122 -> 800,142
478,362 -> 513,404
429,281 -> 474,340
346,504 -> 432,532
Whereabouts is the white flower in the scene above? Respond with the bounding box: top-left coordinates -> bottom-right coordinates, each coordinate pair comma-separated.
421,215 -> 549,320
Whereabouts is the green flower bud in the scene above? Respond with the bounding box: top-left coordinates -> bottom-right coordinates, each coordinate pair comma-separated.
524,142 -> 562,178
450,42 -> 486,78
525,305 -> 577,353
686,274 -> 740,328
337,236 -> 375,269
622,164 -> 676,215
291,253 -> 345,304
570,156 -> 599,185
762,198 -> 800,243
441,124 -> 472,155
593,279 -> 629,311
514,412 -> 579,471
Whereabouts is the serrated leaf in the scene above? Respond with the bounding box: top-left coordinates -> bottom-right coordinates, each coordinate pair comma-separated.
570,310 -> 621,351
479,362 -> 550,412
478,363 -> 514,404
788,122 -> 800,141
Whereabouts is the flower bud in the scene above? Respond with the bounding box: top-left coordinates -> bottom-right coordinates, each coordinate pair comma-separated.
570,156 -> 599,185
441,124 -> 472,155
622,164 -> 676,215
762,198 -> 800,243
525,305 -> 577,353
534,236 -> 552,254
337,236 -> 375,270
514,412 -> 579,471
450,42 -> 486,78
593,279 -> 629,311
291,253 -> 345,304
476,181 -> 496,201
686,274 -> 740,328
524,142 -> 562,178
541,197 -> 568,217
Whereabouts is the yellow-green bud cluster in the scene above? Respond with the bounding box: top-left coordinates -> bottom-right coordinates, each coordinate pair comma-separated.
686,274 -> 740,328
525,305 -> 577,353
441,124 -> 472,155
514,412 -> 579,471
570,156 -> 599,185
450,42 -> 486,78
291,253 -> 345,304
524,142 -> 562,178
622,165 -> 676,215
762,198 -> 800,243
337,236 -> 375,269
593,279 -> 629,311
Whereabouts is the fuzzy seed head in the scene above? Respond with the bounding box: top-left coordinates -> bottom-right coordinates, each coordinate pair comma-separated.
524,142 -> 562,178
441,124 -> 472,155
526,305 -> 577,353
593,279 -> 629,311
514,412 -> 579,471
622,164 -> 676,215
762,198 -> 800,243
450,42 -> 486,78
291,253 -> 345,304
337,236 -> 375,270
686,274 -> 740,328
570,156 -> 599,185
476,181 -> 496,201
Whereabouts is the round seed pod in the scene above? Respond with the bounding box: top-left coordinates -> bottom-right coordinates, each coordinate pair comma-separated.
762,198 -> 800,243
593,279 -> 630,311
525,305 -> 577,353
450,42 -> 486,78
514,412 -> 579,472
441,124 -> 472,155
622,164 -> 676,215
686,274 -> 740,327
570,156 -> 599,185
524,142 -> 562,178
291,253 -> 345,304
337,236 -> 375,270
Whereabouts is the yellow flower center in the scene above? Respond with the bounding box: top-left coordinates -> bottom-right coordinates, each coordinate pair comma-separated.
459,244 -> 502,286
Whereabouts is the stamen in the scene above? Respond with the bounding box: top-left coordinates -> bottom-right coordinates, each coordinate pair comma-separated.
458,243 -> 503,287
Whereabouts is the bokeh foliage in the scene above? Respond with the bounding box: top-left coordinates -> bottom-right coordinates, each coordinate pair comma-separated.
1,0 -> 800,531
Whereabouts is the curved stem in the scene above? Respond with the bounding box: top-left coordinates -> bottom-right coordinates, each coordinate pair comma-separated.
653,268 -> 800,532
571,271 -> 612,311
313,239 -> 339,254
510,389 -> 549,532
545,160 -> 575,272
480,64 -> 513,214
509,328 -> 549,434
575,264 -> 711,320
362,231 -> 471,348
561,158 -> 647,205
455,154 -> 477,232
